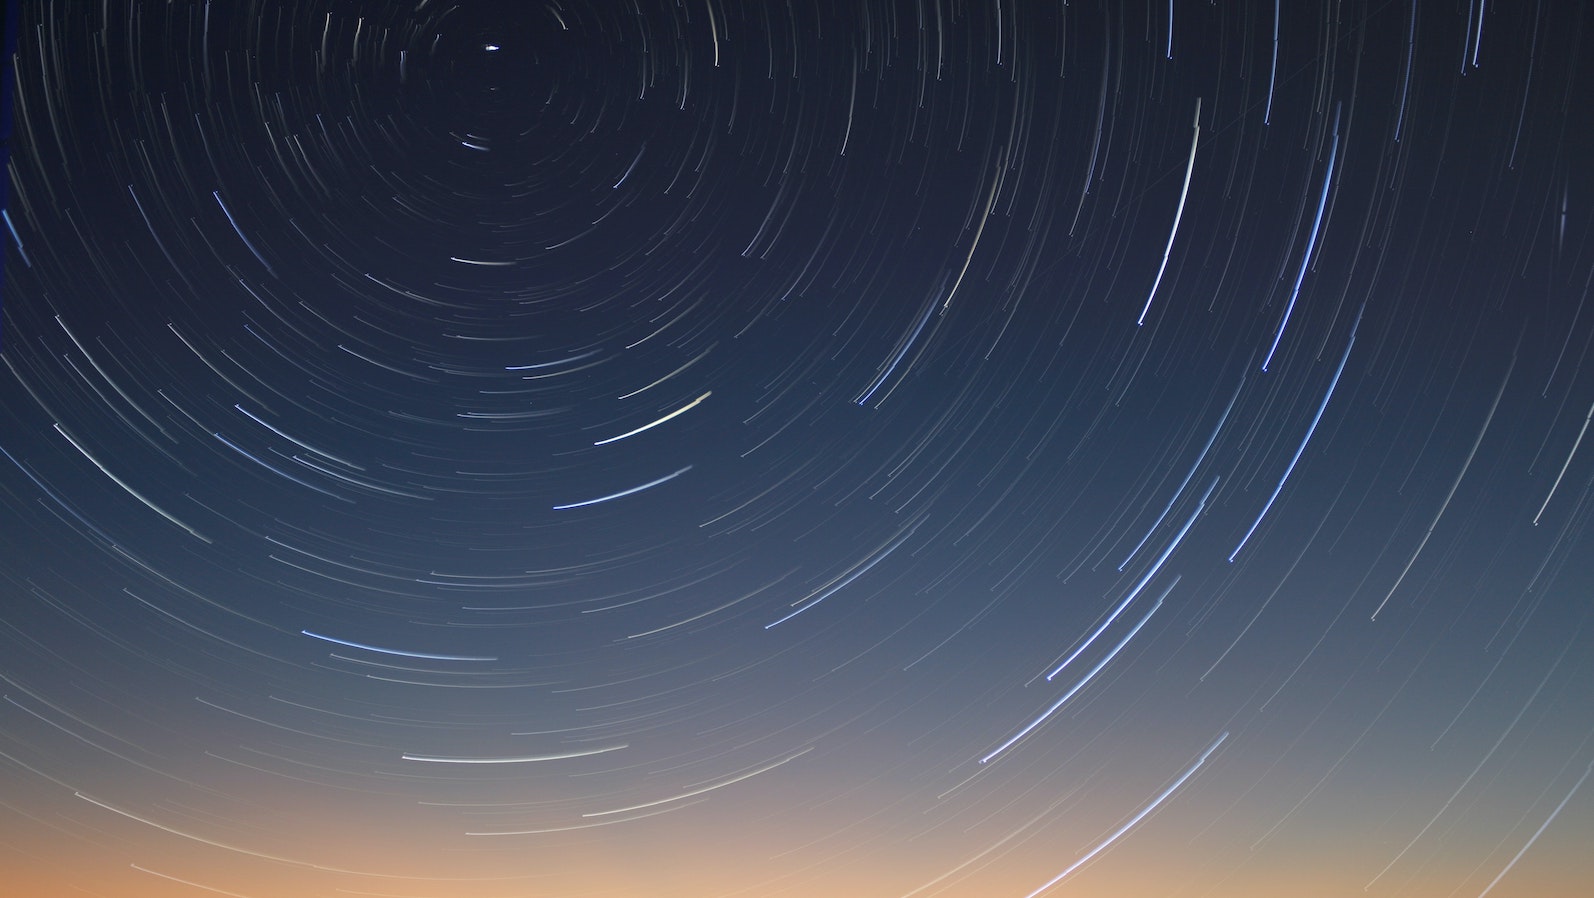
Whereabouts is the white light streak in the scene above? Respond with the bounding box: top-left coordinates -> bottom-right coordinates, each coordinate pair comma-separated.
552,466 -> 693,510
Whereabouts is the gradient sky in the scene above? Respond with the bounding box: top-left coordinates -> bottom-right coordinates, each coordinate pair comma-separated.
2,1 -> 1592,896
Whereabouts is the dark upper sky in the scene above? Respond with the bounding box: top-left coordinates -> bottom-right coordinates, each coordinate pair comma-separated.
2,1 -> 1592,896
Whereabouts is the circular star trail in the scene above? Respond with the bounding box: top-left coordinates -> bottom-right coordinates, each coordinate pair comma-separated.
2,1 -> 1592,896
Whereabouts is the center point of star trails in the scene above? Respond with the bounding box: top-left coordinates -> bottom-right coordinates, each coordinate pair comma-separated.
300,630 -> 498,661
402,745 -> 629,763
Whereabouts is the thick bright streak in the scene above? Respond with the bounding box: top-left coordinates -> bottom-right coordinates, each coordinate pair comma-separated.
1138,98 -> 1202,326
594,391 -> 711,445
1261,104 -> 1341,373
552,466 -> 693,510
1046,477 -> 1216,681
1229,309 -> 1359,562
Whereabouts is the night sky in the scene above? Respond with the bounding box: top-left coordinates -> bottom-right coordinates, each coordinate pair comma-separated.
2,1 -> 1593,896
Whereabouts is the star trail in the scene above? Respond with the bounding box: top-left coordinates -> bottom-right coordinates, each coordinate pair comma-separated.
2,1 -> 1592,896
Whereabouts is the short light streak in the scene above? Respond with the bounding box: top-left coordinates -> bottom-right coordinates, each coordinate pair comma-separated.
705,0 -> 721,66
1119,373 -> 1243,571
266,536 -> 414,581
1067,47 -> 1111,237
132,864 -> 257,898
193,697 -> 328,741
580,560 -> 737,614
5,693 -> 150,770
300,630 -> 497,661
357,674 -> 543,689
939,152 -> 1005,316
1166,0 -> 1174,57
983,582 -> 1176,765
166,324 -> 271,405
291,455 -> 429,499
363,272 -> 458,308
0,443 -> 119,549
1475,762 -> 1593,897
75,792 -> 420,876
2,208 -> 30,267
1263,0 -> 1280,124
1393,0 -> 1417,140
213,432 -> 352,501
212,190 -> 275,275
1137,98 -> 1202,326
615,347 -> 710,400
327,653 -> 492,674
627,570 -> 794,639
896,800 -> 1062,897
233,404 -> 361,468
52,423 -> 211,543
614,144 -> 646,188
467,800 -> 707,835
858,152 -> 1003,406
1261,104 -> 1341,372
449,256 -> 514,266
552,465 -> 693,510
765,516 -> 926,628
456,409 -> 565,421
1364,629 -> 1582,889
1229,308 -> 1360,562
1020,733 -> 1228,896
403,745 -> 628,764
505,349 -> 602,370
699,462 -> 809,524
338,343 -> 423,379
1531,398 -> 1593,524
840,51 -> 857,154
581,748 -> 812,817
1046,478 -> 1216,681
855,291 -> 939,407
1469,0 -> 1488,68
53,315 -> 172,440
1371,341 -> 1515,620
594,391 -> 711,445
615,349 -> 710,401
127,590 -> 260,653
